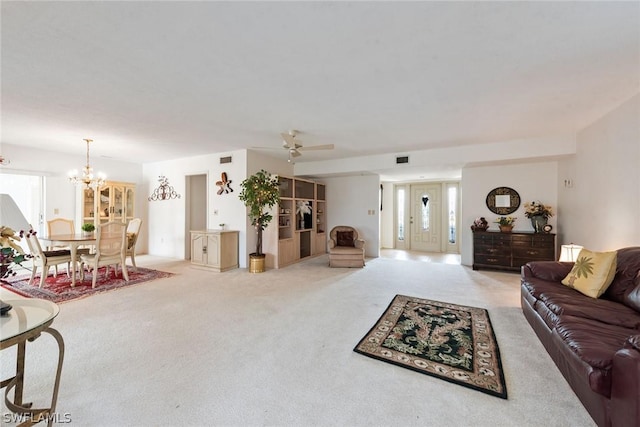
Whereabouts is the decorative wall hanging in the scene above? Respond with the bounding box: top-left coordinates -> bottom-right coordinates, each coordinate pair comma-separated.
148,175 -> 181,201
486,187 -> 520,215
216,172 -> 233,195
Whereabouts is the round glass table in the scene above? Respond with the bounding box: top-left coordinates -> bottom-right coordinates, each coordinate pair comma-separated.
1,299 -> 65,426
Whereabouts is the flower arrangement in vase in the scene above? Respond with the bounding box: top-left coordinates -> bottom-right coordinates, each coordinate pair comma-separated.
495,216 -> 516,233
470,217 -> 489,232
524,201 -> 554,233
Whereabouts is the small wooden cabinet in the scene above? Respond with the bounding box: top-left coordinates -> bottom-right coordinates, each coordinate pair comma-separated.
190,230 -> 239,272
473,231 -> 555,272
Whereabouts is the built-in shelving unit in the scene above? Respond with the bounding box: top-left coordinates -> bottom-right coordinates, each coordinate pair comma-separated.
273,176 -> 326,268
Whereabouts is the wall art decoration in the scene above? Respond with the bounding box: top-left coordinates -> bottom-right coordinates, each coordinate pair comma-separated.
216,172 -> 233,195
148,175 -> 181,201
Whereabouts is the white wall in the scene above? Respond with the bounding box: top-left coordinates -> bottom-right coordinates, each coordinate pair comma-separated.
557,93 -> 640,251
460,161 -> 559,266
143,150 -> 248,264
324,174 -> 380,258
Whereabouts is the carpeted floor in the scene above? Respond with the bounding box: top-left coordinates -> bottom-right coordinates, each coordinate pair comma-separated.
354,294 -> 507,399
0,254 -> 595,426
2,266 -> 173,303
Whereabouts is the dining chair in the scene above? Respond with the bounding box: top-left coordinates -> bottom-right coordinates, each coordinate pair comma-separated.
80,221 -> 129,288
46,218 -> 74,250
126,218 -> 142,271
25,232 -> 73,288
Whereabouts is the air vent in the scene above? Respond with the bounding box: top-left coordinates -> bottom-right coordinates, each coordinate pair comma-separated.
219,156 -> 232,164
396,156 -> 409,164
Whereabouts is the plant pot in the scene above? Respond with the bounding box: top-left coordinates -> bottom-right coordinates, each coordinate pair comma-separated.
530,216 -> 547,233
499,225 -> 513,233
249,253 -> 265,273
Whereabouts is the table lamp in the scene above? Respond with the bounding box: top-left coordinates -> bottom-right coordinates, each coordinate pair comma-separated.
559,244 -> 583,262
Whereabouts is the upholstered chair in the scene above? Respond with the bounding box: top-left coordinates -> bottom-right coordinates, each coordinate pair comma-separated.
125,218 -> 142,271
80,221 -> 129,288
328,226 -> 365,268
25,232 -> 73,288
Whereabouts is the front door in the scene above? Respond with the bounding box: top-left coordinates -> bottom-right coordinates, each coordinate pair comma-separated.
410,183 -> 441,252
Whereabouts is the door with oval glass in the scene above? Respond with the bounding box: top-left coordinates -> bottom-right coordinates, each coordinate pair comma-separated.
410,183 -> 441,252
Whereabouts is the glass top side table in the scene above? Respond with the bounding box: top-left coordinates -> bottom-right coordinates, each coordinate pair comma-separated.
1,298 -> 65,426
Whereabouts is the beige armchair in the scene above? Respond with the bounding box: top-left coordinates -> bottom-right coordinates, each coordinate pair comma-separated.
328,226 -> 365,268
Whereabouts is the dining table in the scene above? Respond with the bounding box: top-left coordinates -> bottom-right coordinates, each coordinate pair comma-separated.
40,233 -> 96,287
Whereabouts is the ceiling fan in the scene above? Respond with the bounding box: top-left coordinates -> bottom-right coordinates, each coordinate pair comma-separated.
259,130 -> 334,163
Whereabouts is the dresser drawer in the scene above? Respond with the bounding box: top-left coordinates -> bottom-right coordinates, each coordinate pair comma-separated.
475,245 -> 510,256
512,247 -> 554,259
474,255 -> 511,266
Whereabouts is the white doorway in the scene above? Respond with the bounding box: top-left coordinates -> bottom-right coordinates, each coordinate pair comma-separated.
394,182 -> 459,253
185,174 -> 207,260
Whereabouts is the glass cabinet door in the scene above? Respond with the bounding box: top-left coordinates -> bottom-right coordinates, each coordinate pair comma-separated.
98,187 -> 111,223
125,187 -> 135,220
113,186 -> 124,222
83,188 -> 96,224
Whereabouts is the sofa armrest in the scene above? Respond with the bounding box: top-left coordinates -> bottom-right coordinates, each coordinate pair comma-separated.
354,239 -> 365,250
611,334 -> 640,427
328,239 -> 336,249
521,261 -> 574,282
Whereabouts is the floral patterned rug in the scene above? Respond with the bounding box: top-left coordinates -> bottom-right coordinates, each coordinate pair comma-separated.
354,295 -> 507,399
1,267 -> 174,304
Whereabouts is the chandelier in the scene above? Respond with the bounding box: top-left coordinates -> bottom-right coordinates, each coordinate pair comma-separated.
68,138 -> 106,189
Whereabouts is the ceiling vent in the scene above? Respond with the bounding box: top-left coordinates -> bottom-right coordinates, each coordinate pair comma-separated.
219,156 -> 232,164
396,155 -> 409,164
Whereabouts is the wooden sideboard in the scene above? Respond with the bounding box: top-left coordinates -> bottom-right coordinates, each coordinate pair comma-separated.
473,231 -> 555,272
190,230 -> 239,272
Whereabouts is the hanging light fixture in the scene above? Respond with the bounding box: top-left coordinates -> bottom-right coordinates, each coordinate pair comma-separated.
68,138 -> 106,189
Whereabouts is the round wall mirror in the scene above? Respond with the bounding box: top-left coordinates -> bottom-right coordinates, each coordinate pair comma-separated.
486,187 -> 520,215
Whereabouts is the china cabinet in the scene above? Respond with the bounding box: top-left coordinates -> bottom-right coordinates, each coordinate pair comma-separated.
80,181 -> 135,227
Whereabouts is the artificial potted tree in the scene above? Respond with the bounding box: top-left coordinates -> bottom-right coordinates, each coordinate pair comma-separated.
239,169 -> 280,273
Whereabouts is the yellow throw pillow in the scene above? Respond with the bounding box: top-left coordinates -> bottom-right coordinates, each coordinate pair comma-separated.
561,249 -> 617,298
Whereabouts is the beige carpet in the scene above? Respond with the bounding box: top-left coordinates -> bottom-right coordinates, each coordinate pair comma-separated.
0,254 -> 595,426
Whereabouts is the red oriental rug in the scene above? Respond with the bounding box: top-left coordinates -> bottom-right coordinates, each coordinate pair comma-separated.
2,267 -> 174,304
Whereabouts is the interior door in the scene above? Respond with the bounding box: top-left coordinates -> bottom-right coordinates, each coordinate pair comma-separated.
410,183 -> 441,252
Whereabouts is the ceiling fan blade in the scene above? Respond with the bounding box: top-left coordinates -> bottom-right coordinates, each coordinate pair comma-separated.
297,144 -> 334,151
290,149 -> 302,158
251,146 -> 282,150
280,132 -> 298,147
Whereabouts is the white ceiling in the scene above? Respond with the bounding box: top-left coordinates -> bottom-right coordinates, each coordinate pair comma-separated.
2,2 -> 639,176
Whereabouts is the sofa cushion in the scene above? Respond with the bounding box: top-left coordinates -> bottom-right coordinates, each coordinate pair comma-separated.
553,315 -> 636,397
602,247 -> 640,312
561,249 -> 617,298
541,293 -> 640,330
336,231 -> 354,247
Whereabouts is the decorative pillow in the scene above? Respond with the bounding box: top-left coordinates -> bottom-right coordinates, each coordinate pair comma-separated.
336,230 -> 354,247
561,249 -> 617,298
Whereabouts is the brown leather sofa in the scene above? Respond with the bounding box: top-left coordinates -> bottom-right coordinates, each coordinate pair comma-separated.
521,246 -> 640,427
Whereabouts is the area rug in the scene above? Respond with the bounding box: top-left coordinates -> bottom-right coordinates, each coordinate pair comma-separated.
354,294 -> 507,399
1,267 -> 174,304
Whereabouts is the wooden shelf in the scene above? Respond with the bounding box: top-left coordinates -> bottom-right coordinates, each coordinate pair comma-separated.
272,177 -> 326,268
